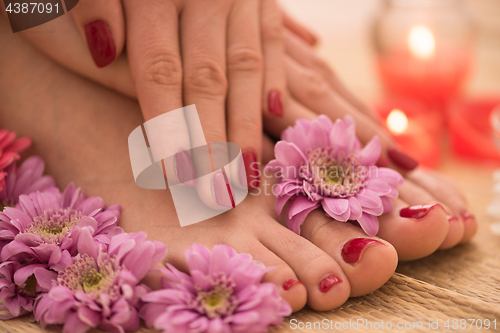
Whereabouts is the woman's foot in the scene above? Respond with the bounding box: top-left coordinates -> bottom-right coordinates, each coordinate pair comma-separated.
0,18 -> 476,312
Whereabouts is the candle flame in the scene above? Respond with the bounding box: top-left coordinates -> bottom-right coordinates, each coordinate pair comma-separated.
408,25 -> 435,59
387,109 -> 408,134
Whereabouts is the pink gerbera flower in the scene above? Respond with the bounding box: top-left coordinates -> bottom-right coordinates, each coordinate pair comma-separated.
0,130 -> 31,192
0,156 -> 55,210
34,231 -> 166,333
140,244 -> 291,333
265,116 -> 403,236
0,183 -> 122,266
0,261 -> 56,319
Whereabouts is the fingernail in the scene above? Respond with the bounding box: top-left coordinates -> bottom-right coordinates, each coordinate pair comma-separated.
376,155 -> 390,168
283,279 -> 302,291
399,204 -> 442,219
174,150 -> 196,187
84,20 -> 116,68
240,151 -> 259,189
319,275 -> 342,293
460,211 -> 476,222
341,238 -> 384,265
268,90 -> 283,117
213,170 -> 233,208
447,215 -> 459,223
387,147 -> 419,171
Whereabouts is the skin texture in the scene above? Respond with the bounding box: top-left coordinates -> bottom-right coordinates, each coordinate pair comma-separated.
0,16 -> 476,312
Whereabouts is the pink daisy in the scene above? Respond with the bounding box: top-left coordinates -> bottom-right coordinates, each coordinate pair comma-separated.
265,115 -> 403,236
0,260 -> 56,319
0,156 -> 55,210
0,130 -> 31,192
0,183 -> 122,266
140,243 -> 291,333
34,231 -> 166,333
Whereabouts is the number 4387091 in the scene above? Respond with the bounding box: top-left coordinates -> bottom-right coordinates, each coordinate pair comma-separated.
5,3 -> 59,14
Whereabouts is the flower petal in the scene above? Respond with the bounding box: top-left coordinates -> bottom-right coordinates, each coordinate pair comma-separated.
357,213 -> 379,236
358,136 -> 381,166
381,196 -> 393,213
322,198 -> 349,216
355,189 -> 382,209
347,197 -> 363,220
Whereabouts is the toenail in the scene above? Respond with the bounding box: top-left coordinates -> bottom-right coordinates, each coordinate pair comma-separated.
283,279 -> 302,291
460,211 -> 476,222
319,275 -> 342,293
341,238 -> 384,266
399,204 -> 442,219
447,215 -> 459,223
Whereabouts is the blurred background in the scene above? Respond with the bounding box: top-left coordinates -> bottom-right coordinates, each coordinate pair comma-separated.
280,0 -> 500,168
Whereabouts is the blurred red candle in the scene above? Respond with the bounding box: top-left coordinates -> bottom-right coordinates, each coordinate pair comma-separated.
378,25 -> 471,107
376,100 -> 442,168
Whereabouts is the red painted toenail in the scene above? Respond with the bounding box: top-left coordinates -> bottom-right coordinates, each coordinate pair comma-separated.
460,211 -> 476,222
399,204 -> 442,219
319,275 -> 342,293
283,279 -> 302,291
376,155 -> 390,168
341,238 -> 384,265
447,215 -> 459,223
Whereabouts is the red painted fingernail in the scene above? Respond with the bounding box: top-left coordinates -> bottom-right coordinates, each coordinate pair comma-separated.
240,151 -> 259,189
283,279 -> 302,291
341,238 -> 384,265
174,150 -> 196,187
268,90 -> 283,117
399,204 -> 442,219
460,211 -> 476,222
84,20 -> 116,68
213,171 -> 233,208
447,215 -> 459,223
319,275 -> 342,293
376,155 -> 390,168
387,147 -> 419,171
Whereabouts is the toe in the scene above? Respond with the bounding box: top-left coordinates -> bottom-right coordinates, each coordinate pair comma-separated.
248,242 -> 307,312
260,224 -> 351,311
301,210 -> 397,297
398,180 -> 464,250
408,169 -> 477,243
376,198 -> 449,260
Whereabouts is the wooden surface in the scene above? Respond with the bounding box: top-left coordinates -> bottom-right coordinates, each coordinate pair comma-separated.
1,1 -> 500,332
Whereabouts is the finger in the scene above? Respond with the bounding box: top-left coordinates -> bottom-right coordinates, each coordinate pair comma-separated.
123,0 -> 191,186
17,10 -> 134,97
261,0 -> 287,118
70,0 -> 125,68
282,10 -> 318,46
285,56 -> 396,161
226,0 -> 263,189
264,96 -> 316,139
284,30 -> 377,122
180,0 -> 232,209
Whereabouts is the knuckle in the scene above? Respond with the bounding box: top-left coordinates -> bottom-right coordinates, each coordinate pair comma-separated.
313,58 -> 333,77
231,112 -> 261,136
227,47 -> 263,73
141,51 -> 183,88
262,13 -> 284,43
301,70 -> 329,100
184,58 -> 228,96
